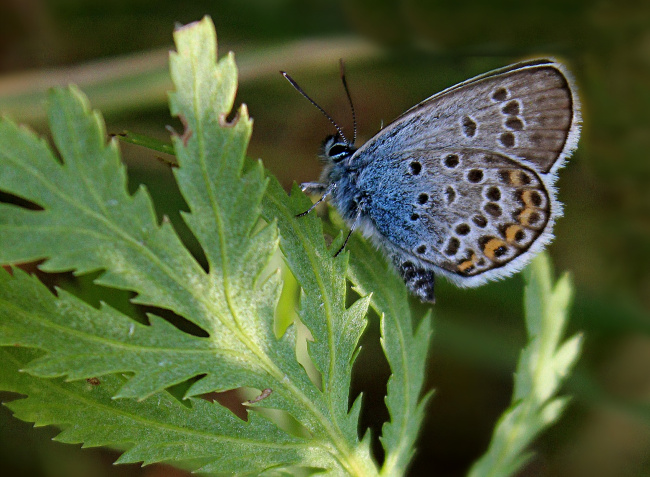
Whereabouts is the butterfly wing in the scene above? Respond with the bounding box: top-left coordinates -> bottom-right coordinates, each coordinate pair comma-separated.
349,60 -> 580,294
355,148 -> 554,288
354,59 -> 580,175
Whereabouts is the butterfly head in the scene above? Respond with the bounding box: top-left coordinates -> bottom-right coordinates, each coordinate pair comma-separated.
321,134 -> 356,164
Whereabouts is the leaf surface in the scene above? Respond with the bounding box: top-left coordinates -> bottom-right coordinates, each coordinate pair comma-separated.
467,253 -> 582,477
0,16 -> 380,476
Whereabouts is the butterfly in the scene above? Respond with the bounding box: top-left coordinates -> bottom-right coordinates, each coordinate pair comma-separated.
282,59 -> 581,303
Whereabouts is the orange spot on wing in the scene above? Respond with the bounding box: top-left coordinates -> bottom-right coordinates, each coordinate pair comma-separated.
518,207 -> 536,227
505,224 -> 523,243
483,238 -> 507,260
521,190 -> 539,208
510,170 -> 523,186
457,253 -> 477,273
517,207 -> 543,227
507,170 -> 533,187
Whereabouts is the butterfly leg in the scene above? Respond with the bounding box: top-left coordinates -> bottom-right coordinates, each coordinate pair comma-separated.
391,255 -> 436,303
296,183 -> 336,217
300,182 -> 329,194
333,207 -> 362,257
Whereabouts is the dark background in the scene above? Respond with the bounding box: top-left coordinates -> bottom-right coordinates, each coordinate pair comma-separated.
1,1 -> 649,476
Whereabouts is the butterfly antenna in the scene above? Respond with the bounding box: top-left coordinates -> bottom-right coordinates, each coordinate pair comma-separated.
280,71 -> 349,144
339,59 -> 357,145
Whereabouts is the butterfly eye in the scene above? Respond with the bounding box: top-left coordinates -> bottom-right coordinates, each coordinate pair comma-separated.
328,143 -> 350,162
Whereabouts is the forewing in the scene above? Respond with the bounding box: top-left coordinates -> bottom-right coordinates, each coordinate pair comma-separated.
356,59 -> 580,175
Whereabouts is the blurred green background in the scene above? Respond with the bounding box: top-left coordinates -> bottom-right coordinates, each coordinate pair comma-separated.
1,1 -> 649,476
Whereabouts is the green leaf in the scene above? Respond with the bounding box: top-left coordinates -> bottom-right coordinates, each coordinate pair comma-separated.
1,347 -> 328,475
0,84 -> 209,330
94,95 -> 434,476
467,252 -> 583,477
261,179 -> 376,473
0,267 -> 261,399
112,130 -> 176,156
0,16 -> 379,476
342,231 -> 433,477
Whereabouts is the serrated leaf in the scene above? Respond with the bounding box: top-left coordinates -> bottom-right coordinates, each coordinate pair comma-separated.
0,267 -> 268,399
1,347 -> 329,476
342,231 -> 433,477
0,16 -> 380,476
0,23 -> 285,404
0,83 -> 210,330
111,95 -> 434,477
467,253 -> 583,477
261,179 -> 375,462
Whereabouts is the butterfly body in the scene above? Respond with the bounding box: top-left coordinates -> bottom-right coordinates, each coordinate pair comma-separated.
296,59 -> 580,303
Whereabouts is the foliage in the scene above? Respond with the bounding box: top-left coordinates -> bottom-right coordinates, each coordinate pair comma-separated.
0,16 -> 580,477
468,254 -> 582,477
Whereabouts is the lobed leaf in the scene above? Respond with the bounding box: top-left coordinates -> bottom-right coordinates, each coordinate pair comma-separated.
343,231 -> 433,477
0,19 -> 285,404
0,267 -> 267,399
0,86 -> 217,331
467,252 -> 583,477
0,347 -> 330,476
261,179 -> 375,468
0,16 -> 381,476
118,97 -> 435,477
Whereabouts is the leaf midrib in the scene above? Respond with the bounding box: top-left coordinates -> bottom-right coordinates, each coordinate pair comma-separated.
260,190 -> 377,476
4,350 -> 310,450
349,239 -> 416,475
0,146 -> 215,328
181,51 -> 369,475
